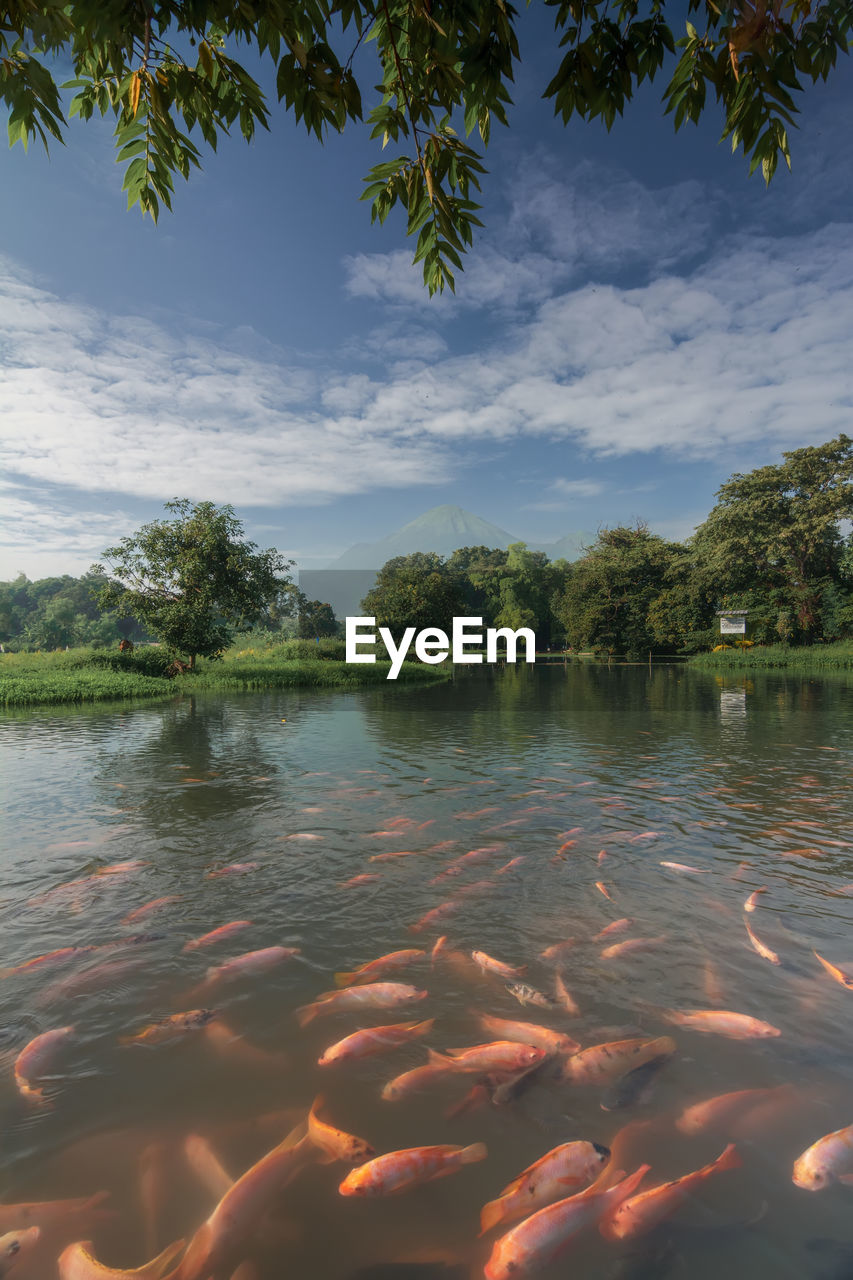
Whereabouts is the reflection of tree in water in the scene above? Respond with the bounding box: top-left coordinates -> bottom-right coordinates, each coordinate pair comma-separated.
89,695 -> 290,847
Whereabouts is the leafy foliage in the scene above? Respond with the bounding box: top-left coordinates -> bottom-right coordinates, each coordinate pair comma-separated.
91,498 -> 294,666
3,2 -> 850,291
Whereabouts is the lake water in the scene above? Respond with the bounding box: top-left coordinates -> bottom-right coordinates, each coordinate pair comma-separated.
1,664 -> 852,1279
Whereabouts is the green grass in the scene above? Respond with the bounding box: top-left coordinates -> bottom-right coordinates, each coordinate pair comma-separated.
689,641 -> 853,671
0,646 -> 449,707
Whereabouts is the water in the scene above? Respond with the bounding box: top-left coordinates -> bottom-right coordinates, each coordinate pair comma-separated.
1,664 -> 852,1278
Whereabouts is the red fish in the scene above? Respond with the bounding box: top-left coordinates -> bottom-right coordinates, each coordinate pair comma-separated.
601,1144 -> 740,1240
318,1019 -> 435,1066
339,1143 -> 487,1196
182,922 -> 253,952
14,1026 -> 74,1103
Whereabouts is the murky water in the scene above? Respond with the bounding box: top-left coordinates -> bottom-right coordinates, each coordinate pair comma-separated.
1,665 -> 852,1279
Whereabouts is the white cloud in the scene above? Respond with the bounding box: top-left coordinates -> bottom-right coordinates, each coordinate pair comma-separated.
550,478 -> 606,498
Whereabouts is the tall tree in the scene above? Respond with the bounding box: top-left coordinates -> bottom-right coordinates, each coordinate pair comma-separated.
3,2 -> 849,291
692,434 -> 853,640
361,551 -> 465,640
91,499 -> 293,667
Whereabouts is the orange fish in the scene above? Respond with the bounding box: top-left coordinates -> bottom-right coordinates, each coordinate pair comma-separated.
484,1165 -> 648,1280
0,946 -> 96,979
339,1143 -> 487,1196
318,1020 -> 435,1066
438,1042 -> 546,1074
540,938 -> 577,962
431,936 -> 448,965
368,850 -> 421,863
480,1140 -> 610,1234
676,1085 -> 794,1136
382,1057 -> 459,1101
554,971 -> 580,1016
595,882 -> 613,901
0,1226 -> 41,1271
471,951 -> 527,980
0,1191 -> 110,1236
14,1025 -> 74,1104
201,946 -> 300,989
58,1239 -> 185,1279
563,1037 -> 675,1086
206,863 -> 259,879
813,949 -> 853,990
409,902 -> 459,934
496,857 -> 526,875
296,982 -> 427,1027
475,1014 -> 579,1057
121,896 -> 183,925
744,887 -> 768,913
335,949 -> 425,987
307,1096 -> 375,1164
593,918 -> 633,941
744,919 -> 780,965
601,1144 -> 741,1240
338,873 -> 381,888
182,922 -> 253,952
660,1008 -> 780,1038
793,1121 -> 853,1189
601,937 -> 666,960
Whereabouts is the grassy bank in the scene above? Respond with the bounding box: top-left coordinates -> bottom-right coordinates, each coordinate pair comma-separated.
0,645 -> 449,708
689,642 -> 853,671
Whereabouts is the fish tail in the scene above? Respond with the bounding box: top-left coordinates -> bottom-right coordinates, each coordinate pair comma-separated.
145,1238 -> 187,1278
427,1047 -> 454,1068
409,1018 -> 435,1035
295,1003 -> 318,1027
714,1143 -> 742,1173
334,971 -> 359,987
461,1141 -> 488,1164
479,1197 -> 506,1235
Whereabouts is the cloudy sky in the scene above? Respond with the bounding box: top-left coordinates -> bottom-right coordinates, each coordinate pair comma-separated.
2,11 -> 852,579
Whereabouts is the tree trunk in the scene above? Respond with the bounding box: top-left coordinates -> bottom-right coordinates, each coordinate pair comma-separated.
189,653 -> 196,670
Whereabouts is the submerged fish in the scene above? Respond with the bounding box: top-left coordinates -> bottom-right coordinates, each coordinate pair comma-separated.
339,1143 -> 487,1196
600,1052 -> 673,1112
438,1042 -> 546,1075
472,951 -> 527,980
475,1014 -> 579,1057
201,946 -> 300,990
14,1025 -> 74,1104
660,1009 -> 781,1039
813,950 -> 853,991
564,1037 -> 676,1087
297,983 -> 428,1027
335,950 -> 426,987
601,1144 -> 741,1240
676,1085 -> 794,1136
120,1009 -> 217,1047
307,1096 -> 375,1164
182,922 -> 253,952
318,1020 -> 435,1066
58,1239 -> 185,1280
0,1226 -> 40,1275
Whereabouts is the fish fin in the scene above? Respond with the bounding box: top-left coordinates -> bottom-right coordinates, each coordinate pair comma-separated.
427,1048 -> 454,1067
836,1173 -> 853,1185
479,1198 -> 506,1236
409,1018 -> 435,1035
145,1238 -> 187,1278
334,971 -> 357,987
556,1175 -> 586,1187
461,1142 -> 488,1164
715,1143 -> 742,1174
295,1003 -> 318,1028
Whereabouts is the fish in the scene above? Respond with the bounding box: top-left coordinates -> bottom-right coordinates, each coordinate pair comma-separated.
595,882 -> 613,900
430,936 -> 448,965
793,1122 -> 853,1190
602,1145 -> 741,1241
14,1025 -> 74,1103
496,857 -> 526,875
504,982 -> 556,1010
0,1191 -> 110,1235
676,1086 -> 795,1136
334,950 -> 426,987
601,937 -> 667,960
563,1037 -> 676,1087
480,1141 -> 611,1234
437,1042 -> 547,1074
484,1165 -> 649,1280
409,902 -> 460,934
57,1239 -> 186,1280
205,863 -> 260,879
369,851 -> 421,863
660,1009 -> 781,1039
594,919 -> 633,941
471,951 -> 527,980
660,862 -> 708,874
296,982 -> 428,1027
703,957 -> 726,1005
338,874 -> 382,888
120,1009 -> 218,1046
0,1226 -> 40,1275
121,896 -> 183,925
539,938 -> 577,962
813,950 -> 853,991
744,887 -> 768,913
182,922 -> 253,952
554,971 -> 580,1015
200,946 -> 300,990
307,1096 -> 375,1164
382,1057 -> 459,1101
171,1121 -> 314,1279
339,1143 -> 487,1196
600,1051 -> 674,1112
0,946 -> 97,980
744,919 -> 781,965
474,1014 -> 580,1057
318,1019 -> 435,1065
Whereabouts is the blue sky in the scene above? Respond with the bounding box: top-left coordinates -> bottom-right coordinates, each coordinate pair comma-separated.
1,11 -> 852,579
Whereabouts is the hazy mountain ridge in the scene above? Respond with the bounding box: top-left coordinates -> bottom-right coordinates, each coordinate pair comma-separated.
328,505 -> 591,568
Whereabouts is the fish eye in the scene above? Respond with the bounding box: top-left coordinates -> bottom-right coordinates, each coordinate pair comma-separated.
593,1142 -> 611,1159
5,1241 -> 20,1256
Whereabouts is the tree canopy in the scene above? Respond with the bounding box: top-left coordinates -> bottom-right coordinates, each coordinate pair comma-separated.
91,498 -> 293,666
4,2 -> 850,292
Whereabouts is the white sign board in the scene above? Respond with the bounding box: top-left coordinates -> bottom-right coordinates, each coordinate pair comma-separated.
719,615 -> 746,635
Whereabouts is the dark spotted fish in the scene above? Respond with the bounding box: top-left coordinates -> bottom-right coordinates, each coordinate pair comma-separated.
504,982 -> 556,1009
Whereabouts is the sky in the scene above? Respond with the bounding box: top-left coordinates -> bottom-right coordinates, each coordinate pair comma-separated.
1,10 -> 852,580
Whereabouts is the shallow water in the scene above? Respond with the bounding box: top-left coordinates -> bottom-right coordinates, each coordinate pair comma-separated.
1,664 -> 853,1279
